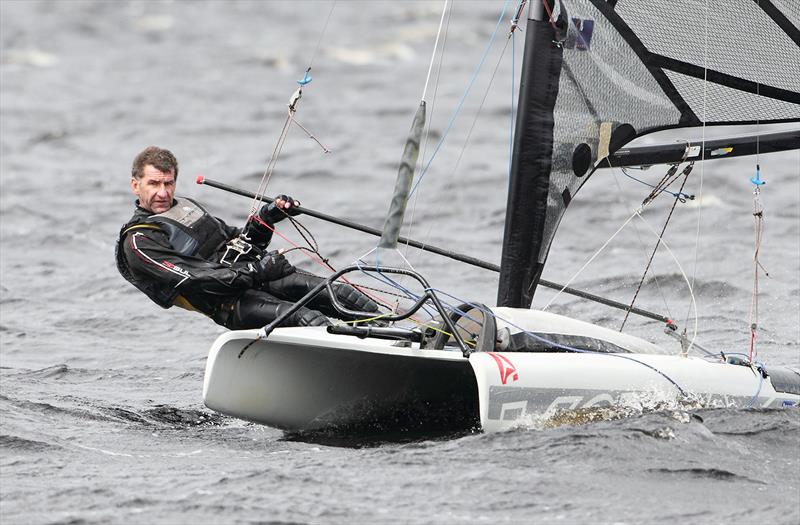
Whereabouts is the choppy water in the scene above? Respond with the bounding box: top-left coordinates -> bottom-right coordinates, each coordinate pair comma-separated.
1,1 -> 798,524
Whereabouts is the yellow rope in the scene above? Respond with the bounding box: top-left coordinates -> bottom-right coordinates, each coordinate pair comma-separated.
344,316 -> 476,348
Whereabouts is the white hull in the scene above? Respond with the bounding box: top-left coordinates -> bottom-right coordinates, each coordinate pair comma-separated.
203,328 -> 478,432
203,309 -> 799,433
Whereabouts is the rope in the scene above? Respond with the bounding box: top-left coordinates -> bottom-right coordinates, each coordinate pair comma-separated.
632,210 -> 700,354
542,210 -> 639,310
245,3 -> 338,219
427,288 -> 689,397
621,164 -> 694,331
306,1 -> 336,72
641,158 -> 692,207
684,0 -> 709,329
254,216 -> 404,315
402,1 -> 451,268
248,114 -> 294,218
621,167 -> 694,202
748,171 -> 767,361
607,165 -> 674,321
421,0 -> 450,102
408,0 -> 512,199
747,0 -> 766,363
449,28 -> 513,180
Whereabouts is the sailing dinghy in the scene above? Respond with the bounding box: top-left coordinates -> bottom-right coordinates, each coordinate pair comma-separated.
203,0 -> 800,434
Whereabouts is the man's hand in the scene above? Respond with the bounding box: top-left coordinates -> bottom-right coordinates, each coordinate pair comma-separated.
274,194 -> 301,216
255,250 -> 295,283
259,194 -> 301,223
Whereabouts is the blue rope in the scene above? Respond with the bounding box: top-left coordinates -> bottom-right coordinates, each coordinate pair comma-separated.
425,287 -> 689,396
355,257 -> 437,317
622,168 -> 693,202
409,0 -> 511,198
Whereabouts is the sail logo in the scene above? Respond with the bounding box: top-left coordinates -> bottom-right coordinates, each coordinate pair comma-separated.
488,353 -> 518,384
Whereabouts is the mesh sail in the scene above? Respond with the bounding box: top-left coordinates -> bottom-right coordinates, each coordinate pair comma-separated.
498,0 -> 800,308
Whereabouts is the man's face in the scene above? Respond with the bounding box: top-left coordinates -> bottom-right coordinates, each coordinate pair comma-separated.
131,165 -> 176,214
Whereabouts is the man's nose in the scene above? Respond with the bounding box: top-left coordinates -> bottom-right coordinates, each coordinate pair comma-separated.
156,183 -> 169,196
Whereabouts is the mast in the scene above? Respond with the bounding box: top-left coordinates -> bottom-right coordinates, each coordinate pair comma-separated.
497,0 -> 564,308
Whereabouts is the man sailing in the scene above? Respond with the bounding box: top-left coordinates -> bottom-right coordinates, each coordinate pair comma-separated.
116,146 -> 380,328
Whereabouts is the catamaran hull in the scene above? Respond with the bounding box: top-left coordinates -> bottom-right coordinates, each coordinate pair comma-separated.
203,327 -> 799,434
469,352 -> 799,432
202,328 -> 479,433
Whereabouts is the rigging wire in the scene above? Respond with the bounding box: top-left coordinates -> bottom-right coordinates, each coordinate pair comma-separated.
539,190 -> 700,353
684,0 -> 709,331
748,170 -> 767,361
632,210 -> 700,354
245,2 -> 337,219
306,1 -> 336,72
542,210 -> 639,310
748,0 -> 766,363
448,3 -> 523,180
620,167 -> 694,202
421,0 -> 450,103
407,0 -> 512,199
607,165 -> 675,322
409,286 -> 690,397
402,0 -> 452,265
620,163 -> 694,331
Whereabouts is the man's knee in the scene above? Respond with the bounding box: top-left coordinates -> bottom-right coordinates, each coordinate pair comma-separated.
333,283 -> 380,313
290,307 -> 331,327
225,290 -> 329,329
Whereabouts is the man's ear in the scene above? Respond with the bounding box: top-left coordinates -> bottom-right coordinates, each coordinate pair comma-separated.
130,177 -> 139,196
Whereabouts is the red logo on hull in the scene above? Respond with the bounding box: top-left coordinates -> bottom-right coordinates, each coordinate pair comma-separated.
487,352 -> 518,384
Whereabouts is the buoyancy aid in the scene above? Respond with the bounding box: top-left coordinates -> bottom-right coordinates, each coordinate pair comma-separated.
146,197 -> 232,258
115,198 -> 234,308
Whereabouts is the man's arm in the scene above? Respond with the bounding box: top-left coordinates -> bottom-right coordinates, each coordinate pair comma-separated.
123,228 -> 258,297
240,195 -> 302,249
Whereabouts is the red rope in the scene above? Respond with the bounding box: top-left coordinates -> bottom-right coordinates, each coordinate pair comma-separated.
251,216 -> 400,313
541,0 -> 558,30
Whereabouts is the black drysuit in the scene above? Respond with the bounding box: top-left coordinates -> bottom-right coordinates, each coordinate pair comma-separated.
116,197 -> 379,329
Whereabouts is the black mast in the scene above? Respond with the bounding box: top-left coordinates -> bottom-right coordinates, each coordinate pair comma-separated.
497,0 -> 564,308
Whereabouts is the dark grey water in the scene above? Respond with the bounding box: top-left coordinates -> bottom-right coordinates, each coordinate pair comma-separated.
1,1 -> 798,524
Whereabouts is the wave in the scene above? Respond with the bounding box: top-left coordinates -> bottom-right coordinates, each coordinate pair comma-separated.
573,273 -> 748,299
142,405 -> 225,427
0,394 -> 115,424
0,389 -> 225,430
646,467 -> 765,483
0,433 -> 58,452
92,405 -> 226,428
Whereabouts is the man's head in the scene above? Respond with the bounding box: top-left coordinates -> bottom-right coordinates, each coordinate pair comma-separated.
130,146 -> 178,214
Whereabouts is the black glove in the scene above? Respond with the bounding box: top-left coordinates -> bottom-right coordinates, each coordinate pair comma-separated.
255,251 -> 295,283
259,194 -> 301,224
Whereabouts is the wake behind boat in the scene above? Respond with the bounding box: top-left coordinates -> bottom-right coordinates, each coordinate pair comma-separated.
202,0 -> 800,434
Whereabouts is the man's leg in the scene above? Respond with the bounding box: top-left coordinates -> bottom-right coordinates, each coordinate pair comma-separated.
223,289 -> 329,329
264,270 -> 381,320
